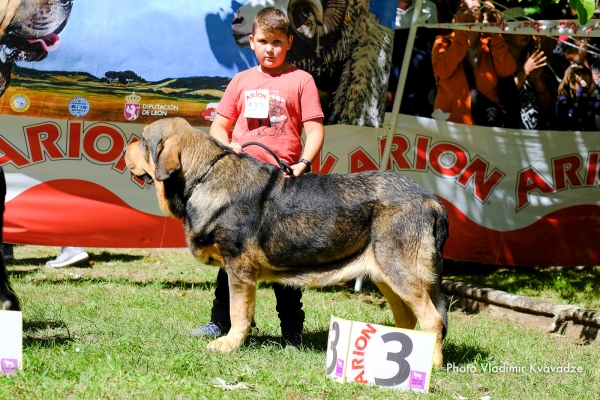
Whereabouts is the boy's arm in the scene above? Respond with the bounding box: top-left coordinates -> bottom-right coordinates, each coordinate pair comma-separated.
287,117 -> 324,178
209,113 -> 241,153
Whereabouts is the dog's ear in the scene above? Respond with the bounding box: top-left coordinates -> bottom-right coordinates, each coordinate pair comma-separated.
155,137 -> 181,181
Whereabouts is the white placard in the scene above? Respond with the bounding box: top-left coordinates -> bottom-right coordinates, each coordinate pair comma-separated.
325,316 -> 353,383
243,89 -> 269,119
325,315 -> 435,393
0,311 -> 23,375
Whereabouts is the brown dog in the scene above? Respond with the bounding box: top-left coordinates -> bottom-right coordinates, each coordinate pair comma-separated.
125,117 -> 449,366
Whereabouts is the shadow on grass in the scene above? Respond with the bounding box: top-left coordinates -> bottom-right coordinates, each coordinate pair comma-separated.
23,320 -> 73,347
6,267 -> 39,277
5,258 -> 48,267
443,259 -> 600,305
89,251 -> 145,263
21,275 -> 220,291
21,276 -> 386,299
246,329 -> 330,352
442,340 -> 490,366
7,252 -> 145,268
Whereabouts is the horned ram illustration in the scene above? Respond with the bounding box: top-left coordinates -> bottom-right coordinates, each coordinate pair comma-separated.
232,0 -> 393,127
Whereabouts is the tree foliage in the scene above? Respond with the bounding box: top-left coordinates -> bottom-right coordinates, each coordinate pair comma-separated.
104,70 -> 145,85
506,0 -> 597,23
570,0 -> 596,24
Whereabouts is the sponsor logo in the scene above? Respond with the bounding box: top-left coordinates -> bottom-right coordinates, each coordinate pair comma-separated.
124,92 -> 141,121
68,97 -> 90,117
10,92 -> 30,113
201,102 -> 219,121
1,359 -> 18,375
335,359 -> 344,377
408,370 -> 426,390
141,103 -> 179,117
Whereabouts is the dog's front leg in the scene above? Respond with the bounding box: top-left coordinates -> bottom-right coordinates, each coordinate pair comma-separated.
206,262 -> 256,353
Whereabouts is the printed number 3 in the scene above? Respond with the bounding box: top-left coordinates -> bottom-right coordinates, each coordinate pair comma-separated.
326,321 -> 340,375
374,332 -> 413,386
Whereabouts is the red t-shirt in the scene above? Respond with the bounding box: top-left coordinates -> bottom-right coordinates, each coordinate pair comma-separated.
216,66 -> 324,165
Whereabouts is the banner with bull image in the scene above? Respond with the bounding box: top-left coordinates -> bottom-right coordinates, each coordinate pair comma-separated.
0,1 -> 396,127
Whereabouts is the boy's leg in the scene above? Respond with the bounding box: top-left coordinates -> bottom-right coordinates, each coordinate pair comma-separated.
190,268 -> 231,337
273,283 -> 304,349
211,268 -> 231,323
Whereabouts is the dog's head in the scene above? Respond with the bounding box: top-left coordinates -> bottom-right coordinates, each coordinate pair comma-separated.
125,117 -> 220,218
0,0 -> 74,96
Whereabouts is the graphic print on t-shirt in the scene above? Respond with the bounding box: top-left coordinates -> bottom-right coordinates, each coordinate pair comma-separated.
247,90 -> 289,138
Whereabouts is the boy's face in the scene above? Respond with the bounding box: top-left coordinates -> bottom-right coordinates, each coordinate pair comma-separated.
249,27 -> 293,73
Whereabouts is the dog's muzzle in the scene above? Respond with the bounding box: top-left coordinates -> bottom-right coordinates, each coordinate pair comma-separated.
130,171 -> 154,185
139,173 -> 154,185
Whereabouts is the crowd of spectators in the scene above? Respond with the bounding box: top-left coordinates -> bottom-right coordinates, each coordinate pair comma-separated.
390,0 -> 600,131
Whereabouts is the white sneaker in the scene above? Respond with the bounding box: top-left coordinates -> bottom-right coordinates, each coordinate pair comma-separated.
45,247 -> 89,268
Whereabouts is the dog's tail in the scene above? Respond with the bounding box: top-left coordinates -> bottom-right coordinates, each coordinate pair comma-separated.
431,198 -> 449,339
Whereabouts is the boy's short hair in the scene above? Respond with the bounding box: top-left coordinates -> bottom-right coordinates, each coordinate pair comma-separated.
252,7 -> 291,36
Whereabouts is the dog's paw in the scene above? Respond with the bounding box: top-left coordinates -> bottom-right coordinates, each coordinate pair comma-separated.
206,337 -> 240,353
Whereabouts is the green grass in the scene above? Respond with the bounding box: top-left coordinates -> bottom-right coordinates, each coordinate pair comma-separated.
1,246 -> 599,399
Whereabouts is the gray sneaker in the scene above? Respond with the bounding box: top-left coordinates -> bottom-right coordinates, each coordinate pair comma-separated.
45,247 -> 89,268
190,321 -> 231,338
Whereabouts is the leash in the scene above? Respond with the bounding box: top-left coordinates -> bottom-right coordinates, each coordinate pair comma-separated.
194,148 -> 233,184
190,142 -> 293,196
240,142 -> 294,175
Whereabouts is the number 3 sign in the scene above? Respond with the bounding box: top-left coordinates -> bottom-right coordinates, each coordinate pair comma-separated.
325,316 -> 435,393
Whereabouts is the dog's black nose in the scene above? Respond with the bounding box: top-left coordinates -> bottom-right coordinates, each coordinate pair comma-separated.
122,148 -> 127,155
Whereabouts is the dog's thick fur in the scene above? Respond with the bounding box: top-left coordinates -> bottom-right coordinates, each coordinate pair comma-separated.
0,165 -> 20,311
125,117 -> 449,366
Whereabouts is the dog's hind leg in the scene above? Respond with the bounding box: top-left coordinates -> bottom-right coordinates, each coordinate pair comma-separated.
401,287 -> 445,368
372,235 -> 446,366
206,259 -> 256,353
377,272 -> 445,367
373,280 -> 416,330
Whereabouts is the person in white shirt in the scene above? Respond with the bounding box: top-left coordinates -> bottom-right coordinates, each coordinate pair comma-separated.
395,0 -> 438,29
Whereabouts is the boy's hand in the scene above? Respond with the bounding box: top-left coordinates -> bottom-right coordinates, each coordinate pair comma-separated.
229,142 -> 242,153
284,162 -> 307,178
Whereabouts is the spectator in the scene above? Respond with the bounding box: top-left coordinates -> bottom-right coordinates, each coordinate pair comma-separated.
431,0 -> 516,125
387,0 -> 439,117
555,64 -> 600,131
573,37 -> 600,91
505,33 -> 554,129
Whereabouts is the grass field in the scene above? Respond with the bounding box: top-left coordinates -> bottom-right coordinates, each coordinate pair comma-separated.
1,246 -> 599,399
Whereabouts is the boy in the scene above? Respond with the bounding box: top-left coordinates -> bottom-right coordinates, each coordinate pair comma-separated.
190,7 -> 325,349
